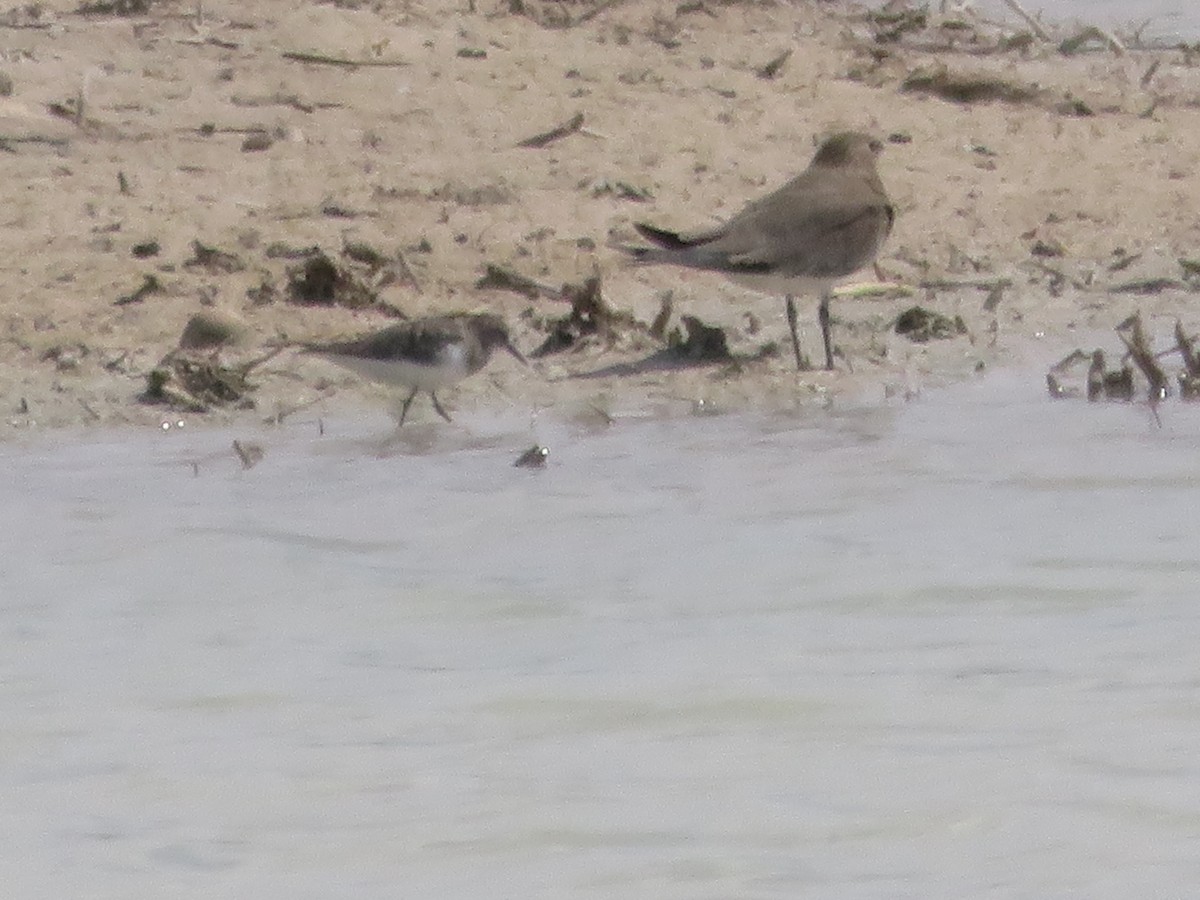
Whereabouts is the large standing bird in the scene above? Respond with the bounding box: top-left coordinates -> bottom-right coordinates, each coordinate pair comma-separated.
623,131 -> 894,370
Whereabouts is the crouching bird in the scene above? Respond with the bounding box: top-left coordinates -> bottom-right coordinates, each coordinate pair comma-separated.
302,312 -> 527,425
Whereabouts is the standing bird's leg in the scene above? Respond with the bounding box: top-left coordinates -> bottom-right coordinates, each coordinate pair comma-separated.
785,295 -> 805,372
398,386 -> 420,426
429,392 -> 453,423
818,291 -> 835,371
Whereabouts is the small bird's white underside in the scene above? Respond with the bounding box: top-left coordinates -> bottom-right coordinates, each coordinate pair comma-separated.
318,347 -> 470,391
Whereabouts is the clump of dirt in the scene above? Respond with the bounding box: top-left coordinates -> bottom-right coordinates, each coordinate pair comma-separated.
894,306 -> 967,343
142,315 -> 279,413
527,276 -> 652,357
143,354 -> 259,412
287,252 -> 377,309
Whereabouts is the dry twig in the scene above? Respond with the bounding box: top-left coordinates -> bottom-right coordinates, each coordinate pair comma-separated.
756,49 -> 792,80
1175,320 -> 1200,377
998,0 -> 1052,43
114,274 -> 163,306
1059,25 -> 1125,56
281,51 -> 408,67
517,111 -> 584,148
1115,312 -> 1168,399
475,264 -> 559,300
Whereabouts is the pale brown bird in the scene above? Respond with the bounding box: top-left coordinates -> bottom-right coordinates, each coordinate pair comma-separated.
303,313 -> 526,425
624,131 -> 894,370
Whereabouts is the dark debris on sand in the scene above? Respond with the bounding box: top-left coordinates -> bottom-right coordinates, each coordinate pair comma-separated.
516,272 -> 787,369
143,354 -> 259,412
527,275 -> 653,357
513,444 -> 550,468
893,305 -> 967,343
276,245 -> 411,316
668,315 -> 731,361
287,252 -> 374,309
142,315 -> 281,413
1046,312 -> 1200,406
184,240 -> 246,275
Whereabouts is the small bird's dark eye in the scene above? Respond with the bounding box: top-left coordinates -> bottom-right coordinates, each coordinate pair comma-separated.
868,138 -> 884,153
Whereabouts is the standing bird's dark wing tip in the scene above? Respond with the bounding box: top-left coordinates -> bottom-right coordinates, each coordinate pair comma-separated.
632,222 -> 692,250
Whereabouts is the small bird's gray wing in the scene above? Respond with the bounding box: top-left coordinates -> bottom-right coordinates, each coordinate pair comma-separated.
310,320 -> 450,364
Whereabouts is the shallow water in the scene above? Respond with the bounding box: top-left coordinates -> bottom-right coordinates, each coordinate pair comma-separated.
1028,0 -> 1196,38
5,370 -> 1200,898
899,0 -> 1200,41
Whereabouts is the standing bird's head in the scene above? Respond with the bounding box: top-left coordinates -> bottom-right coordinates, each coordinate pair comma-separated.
810,132 -> 885,170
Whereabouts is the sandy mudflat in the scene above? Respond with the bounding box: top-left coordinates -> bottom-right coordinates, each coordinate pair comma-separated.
2,0 -> 1199,430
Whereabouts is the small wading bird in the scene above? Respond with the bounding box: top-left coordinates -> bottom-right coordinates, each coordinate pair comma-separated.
302,312 -> 527,425
622,131 -> 894,371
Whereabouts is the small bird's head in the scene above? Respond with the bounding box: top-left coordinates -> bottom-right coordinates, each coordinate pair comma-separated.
470,313 -> 528,365
810,132 -> 884,169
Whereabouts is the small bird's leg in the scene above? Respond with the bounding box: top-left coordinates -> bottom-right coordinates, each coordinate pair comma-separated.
429,392 -> 453,423
785,295 -> 804,372
398,386 -> 420,426
818,291 -> 835,371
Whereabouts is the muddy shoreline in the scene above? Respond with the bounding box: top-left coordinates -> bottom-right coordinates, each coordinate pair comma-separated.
2,0 -> 1199,431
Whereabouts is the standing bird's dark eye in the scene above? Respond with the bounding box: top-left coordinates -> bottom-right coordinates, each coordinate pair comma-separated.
868,138 -> 884,154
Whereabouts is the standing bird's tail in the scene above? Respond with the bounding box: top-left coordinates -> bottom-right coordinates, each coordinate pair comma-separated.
632,223 -> 697,251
